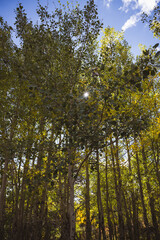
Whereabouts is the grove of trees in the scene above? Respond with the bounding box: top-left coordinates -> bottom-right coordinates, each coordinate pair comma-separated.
0,0 -> 160,239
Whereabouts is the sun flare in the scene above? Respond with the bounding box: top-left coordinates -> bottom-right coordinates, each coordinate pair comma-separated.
83,92 -> 89,98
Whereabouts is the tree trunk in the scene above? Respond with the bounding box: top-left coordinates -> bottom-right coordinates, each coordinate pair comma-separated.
60,170 -> 70,240
0,156 -> 9,239
126,139 -> 140,240
110,137 -> 125,240
0,118 -> 16,239
85,158 -> 92,240
96,148 -> 107,240
134,137 -> 150,240
105,149 -> 113,240
68,163 -> 75,240
141,145 -> 160,240
151,140 -> 160,186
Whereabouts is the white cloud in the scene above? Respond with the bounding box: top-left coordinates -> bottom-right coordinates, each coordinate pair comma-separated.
121,0 -> 158,14
121,0 -> 160,31
122,12 -> 141,31
120,0 -> 137,12
138,0 -> 158,14
104,0 -> 113,8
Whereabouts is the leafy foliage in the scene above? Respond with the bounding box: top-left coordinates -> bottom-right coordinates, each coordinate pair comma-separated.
0,1 -> 160,240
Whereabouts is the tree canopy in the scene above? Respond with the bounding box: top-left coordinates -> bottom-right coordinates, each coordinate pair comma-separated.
0,1 -> 160,240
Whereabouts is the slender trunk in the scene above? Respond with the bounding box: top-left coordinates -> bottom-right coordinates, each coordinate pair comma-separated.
13,177 -> 19,238
44,204 -> 51,240
141,145 -> 160,240
110,137 -> 125,240
126,139 -> 140,240
85,158 -> 92,240
0,156 -> 9,239
60,168 -> 70,240
18,157 -> 30,240
151,140 -> 160,186
18,129 -> 34,239
0,118 -> 16,238
105,149 -> 113,240
155,141 -> 160,185
115,136 -> 131,240
121,190 -> 133,240
115,136 -> 133,239
110,206 -> 118,240
38,126 -> 55,238
134,137 -> 150,240
96,148 -> 106,240
36,118 -> 45,169
68,163 -> 75,240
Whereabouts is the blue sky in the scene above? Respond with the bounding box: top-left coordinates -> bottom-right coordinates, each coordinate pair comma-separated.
0,0 -> 160,57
